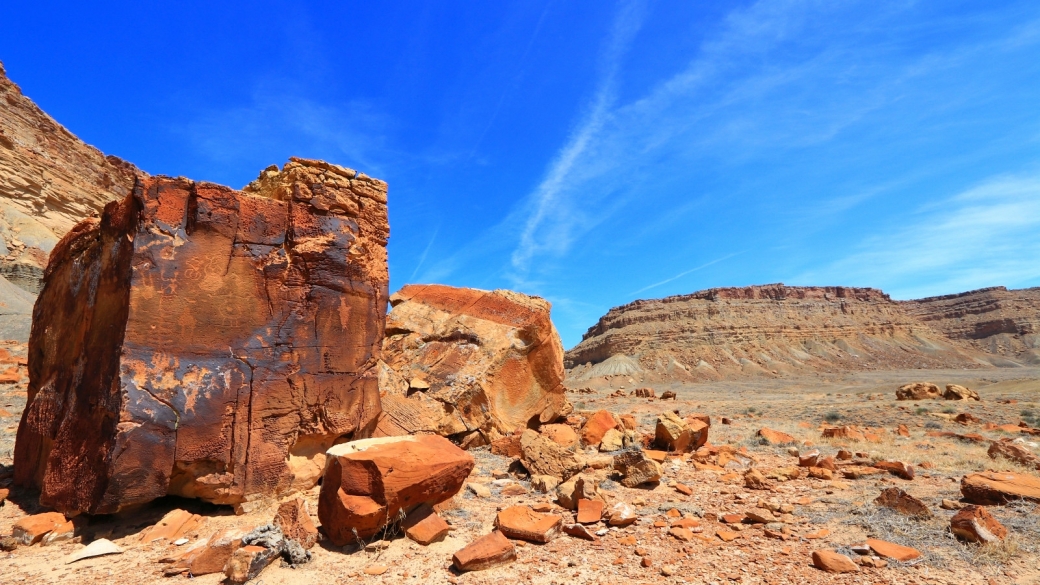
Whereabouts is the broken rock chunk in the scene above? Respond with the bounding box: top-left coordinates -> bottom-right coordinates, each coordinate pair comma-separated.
520,429 -> 583,481
811,550 -> 859,573
961,471 -> 1040,504
403,505 -> 451,545
273,498 -> 318,550
225,545 -> 281,584
12,512 -> 66,545
495,506 -> 562,543
874,487 -> 931,517
319,435 -> 474,545
453,531 -> 517,572
951,505 -> 1007,543
613,448 -> 662,488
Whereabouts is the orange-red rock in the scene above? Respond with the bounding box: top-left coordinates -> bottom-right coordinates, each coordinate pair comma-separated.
874,488 -> 931,517
374,285 -> 571,444
11,512 -> 65,545
162,527 -> 247,577
581,410 -> 619,446
225,544 -> 279,584
540,424 -> 579,448
757,428 -> 795,444
495,506 -> 562,543
273,498 -> 318,549
873,460 -> 914,480
577,499 -> 604,524
403,505 -> 451,545
319,435 -> 474,545
811,550 -> 859,573
950,505 -> 1007,543
822,426 -> 866,441
140,509 -> 203,543
988,440 -> 1040,470
14,160 -> 389,515
961,471 -> 1040,504
453,531 -> 516,572
490,433 -> 522,458
866,538 -> 921,561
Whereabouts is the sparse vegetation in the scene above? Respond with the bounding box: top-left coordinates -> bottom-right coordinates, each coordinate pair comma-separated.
824,411 -> 842,423
942,406 -> 956,414
915,406 -> 929,415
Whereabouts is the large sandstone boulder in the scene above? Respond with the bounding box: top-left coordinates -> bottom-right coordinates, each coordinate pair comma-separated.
318,435 -> 473,545
944,384 -> 980,401
896,382 -> 942,400
373,284 -> 571,446
14,159 -> 389,515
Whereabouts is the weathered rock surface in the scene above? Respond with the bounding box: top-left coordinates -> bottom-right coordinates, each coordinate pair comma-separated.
811,550 -> 859,573
896,382 -> 942,400
904,286 -> 1040,366
944,384 -> 980,400
495,505 -> 562,543
373,284 -> 570,446
453,531 -> 516,572
0,63 -> 142,296
566,285 -> 982,383
519,429 -> 584,481
988,440 -> 1040,470
950,505 -> 1007,543
318,435 -> 473,545
14,159 -> 389,515
961,471 -> 1040,504
874,488 -> 931,517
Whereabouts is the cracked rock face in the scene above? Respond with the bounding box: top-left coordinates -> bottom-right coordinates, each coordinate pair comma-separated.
372,284 -> 571,446
14,158 -> 389,515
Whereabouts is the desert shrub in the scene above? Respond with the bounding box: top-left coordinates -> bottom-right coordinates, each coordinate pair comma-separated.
915,407 -> 929,415
925,421 -> 942,429
824,411 -> 842,423
942,407 -> 957,414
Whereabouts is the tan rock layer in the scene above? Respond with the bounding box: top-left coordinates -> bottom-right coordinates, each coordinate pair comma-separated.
0,63 -> 143,293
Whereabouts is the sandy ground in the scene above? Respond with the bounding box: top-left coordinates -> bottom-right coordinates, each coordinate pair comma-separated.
2,362 -> 1039,585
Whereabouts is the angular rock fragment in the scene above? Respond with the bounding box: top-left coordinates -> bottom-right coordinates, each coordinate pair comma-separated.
495,506 -> 562,543
873,460 -> 914,480
162,528 -> 247,577
273,498 -> 318,549
541,424 -> 579,448
556,474 -> 599,510
12,512 -> 65,545
519,429 -> 583,481
140,509 -> 203,543
944,384 -> 980,401
581,410 -> 619,446
988,440 -> 1040,470
811,550 -> 859,573
41,519 -> 77,546
374,285 -> 571,444
896,382 -> 941,400
613,449 -> 662,487
14,160 -> 390,515
599,428 -> 625,452
757,428 -> 796,445
874,488 -> 931,517
961,471 -> 1040,504
562,523 -> 598,541
453,531 -> 516,572
866,538 -> 921,561
319,435 -> 473,545
822,426 -> 866,441
225,545 -> 280,583
950,505 -> 1007,543
576,499 -> 604,524
403,505 -> 451,545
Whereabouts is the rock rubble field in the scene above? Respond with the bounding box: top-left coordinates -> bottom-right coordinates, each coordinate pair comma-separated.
0,62 -> 1039,585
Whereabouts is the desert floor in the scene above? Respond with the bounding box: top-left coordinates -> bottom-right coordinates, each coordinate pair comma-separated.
2,352 -> 1039,585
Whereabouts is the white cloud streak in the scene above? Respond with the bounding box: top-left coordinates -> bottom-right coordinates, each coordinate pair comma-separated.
629,252 -> 744,296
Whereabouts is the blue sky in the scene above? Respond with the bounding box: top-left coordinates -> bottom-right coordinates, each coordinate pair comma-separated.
3,1 -> 1039,347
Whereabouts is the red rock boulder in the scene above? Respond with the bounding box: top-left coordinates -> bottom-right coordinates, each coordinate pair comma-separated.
372,285 -> 571,447
14,159 -> 389,515
318,435 -> 474,545
896,382 -> 941,400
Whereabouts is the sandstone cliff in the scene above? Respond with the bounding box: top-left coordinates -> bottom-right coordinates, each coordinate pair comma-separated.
903,287 -> 1040,366
566,284 -> 984,383
0,61 -> 141,295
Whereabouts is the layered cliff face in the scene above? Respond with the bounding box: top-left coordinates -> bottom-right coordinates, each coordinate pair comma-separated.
566,284 -> 984,383
0,62 -> 141,296
903,287 -> 1040,366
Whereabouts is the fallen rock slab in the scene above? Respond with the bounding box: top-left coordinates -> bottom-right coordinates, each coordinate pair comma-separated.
988,440 -> 1040,470
453,531 -> 517,572
951,505 -> 1007,543
225,545 -> 280,583
403,505 -> 451,545
757,428 -> 796,445
162,528 -> 247,577
874,487 -> 931,517
961,471 -> 1040,504
944,384 -> 980,401
520,429 -> 584,481
811,550 -> 859,573
613,448 -> 662,487
140,509 -> 203,543
495,506 -> 562,543
14,160 -> 390,515
319,435 -> 474,545
273,498 -> 318,549
12,512 -> 66,545
866,538 -> 921,561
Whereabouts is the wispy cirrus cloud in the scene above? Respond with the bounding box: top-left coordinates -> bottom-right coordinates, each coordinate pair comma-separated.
629,252 -> 744,296
797,173 -> 1040,297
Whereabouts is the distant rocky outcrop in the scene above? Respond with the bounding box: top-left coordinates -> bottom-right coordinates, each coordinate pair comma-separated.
566,284 -> 984,383
0,62 -> 142,296
903,286 -> 1040,366
15,159 -> 389,515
